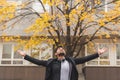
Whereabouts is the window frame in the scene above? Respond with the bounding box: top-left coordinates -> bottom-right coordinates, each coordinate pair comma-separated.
0,42 -> 24,66
0,42 -> 53,66
85,43 -> 119,66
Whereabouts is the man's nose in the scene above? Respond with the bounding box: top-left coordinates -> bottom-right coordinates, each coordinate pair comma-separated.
59,48 -> 63,50
60,49 -> 63,51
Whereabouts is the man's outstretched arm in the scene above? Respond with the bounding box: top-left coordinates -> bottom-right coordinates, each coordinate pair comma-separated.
17,50 -> 47,67
74,48 -> 107,64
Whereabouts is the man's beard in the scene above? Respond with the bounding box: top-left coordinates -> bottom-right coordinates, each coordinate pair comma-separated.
58,53 -> 65,56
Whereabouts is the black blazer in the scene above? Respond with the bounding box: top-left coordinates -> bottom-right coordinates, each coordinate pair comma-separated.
24,53 -> 99,80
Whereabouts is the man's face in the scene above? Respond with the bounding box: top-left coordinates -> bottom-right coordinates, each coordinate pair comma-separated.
55,47 -> 66,56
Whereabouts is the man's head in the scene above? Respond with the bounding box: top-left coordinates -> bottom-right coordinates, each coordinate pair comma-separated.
55,46 -> 66,57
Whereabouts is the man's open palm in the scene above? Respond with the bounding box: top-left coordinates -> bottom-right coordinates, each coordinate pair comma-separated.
17,50 -> 26,57
98,48 -> 108,55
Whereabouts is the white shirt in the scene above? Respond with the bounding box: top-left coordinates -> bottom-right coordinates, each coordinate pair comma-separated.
60,60 -> 70,80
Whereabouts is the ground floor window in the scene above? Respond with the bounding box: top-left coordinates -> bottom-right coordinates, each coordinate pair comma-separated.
86,43 -> 120,66
0,43 -> 23,65
30,42 -> 53,60
0,42 -> 53,66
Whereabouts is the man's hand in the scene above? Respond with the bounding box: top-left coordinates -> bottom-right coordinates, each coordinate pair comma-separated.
17,50 -> 26,57
98,48 -> 108,55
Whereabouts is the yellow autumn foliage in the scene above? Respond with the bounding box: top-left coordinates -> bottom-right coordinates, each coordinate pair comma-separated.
0,0 -> 120,53
25,12 -> 52,35
87,41 -> 96,54
0,0 -> 17,23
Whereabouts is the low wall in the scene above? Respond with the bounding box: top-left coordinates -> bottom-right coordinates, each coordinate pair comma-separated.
84,66 -> 120,80
0,66 -> 45,80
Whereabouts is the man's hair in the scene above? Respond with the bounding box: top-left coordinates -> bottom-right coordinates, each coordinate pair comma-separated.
55,46 -> 63,52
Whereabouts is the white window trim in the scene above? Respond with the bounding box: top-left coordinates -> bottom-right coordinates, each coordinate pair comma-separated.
85,43 -> 120,66
0,42 -> 53,66
0,42 -> 24,66
105,0 -> 108,12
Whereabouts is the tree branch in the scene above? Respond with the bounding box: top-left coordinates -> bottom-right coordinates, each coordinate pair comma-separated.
56,6 -> 65,15
83,15 -> 120,45
38,0 -> 46,12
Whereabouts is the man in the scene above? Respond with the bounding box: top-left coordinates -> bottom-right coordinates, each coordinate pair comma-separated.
17,46 -> 107,80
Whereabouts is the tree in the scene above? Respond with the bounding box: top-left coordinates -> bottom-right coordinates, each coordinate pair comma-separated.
0,0 -> 120,57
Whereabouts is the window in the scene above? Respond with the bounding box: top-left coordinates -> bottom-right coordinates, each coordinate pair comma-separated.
0,43 -> 23,65
2,44 -> 12,59
30,43 -> 53,60
40,43 -> 53,60
86,43 -> 120,66
86,43 -> 111,66
99,44 -> 109,59
0,42 -> 53,66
